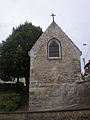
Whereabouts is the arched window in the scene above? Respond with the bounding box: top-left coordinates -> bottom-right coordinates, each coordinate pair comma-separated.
48,38 -> 61,59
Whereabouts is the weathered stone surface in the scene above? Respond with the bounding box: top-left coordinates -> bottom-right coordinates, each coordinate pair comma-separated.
29,81 -> 90,111
76,81 -> 90,105
0,110 -> 90,120
29,21 -> 81,87
29,21 -> 82,111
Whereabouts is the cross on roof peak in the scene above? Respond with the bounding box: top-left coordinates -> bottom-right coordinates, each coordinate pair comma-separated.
51,13 -> 56,22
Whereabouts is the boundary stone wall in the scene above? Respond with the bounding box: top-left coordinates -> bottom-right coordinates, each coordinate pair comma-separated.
0,109 -> 90,120
29,81 -> 90,111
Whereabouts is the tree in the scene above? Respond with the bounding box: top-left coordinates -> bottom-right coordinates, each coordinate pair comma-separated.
0,22 -> 43,91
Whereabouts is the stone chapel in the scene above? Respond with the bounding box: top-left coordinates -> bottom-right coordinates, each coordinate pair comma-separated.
28,20 -> 82,111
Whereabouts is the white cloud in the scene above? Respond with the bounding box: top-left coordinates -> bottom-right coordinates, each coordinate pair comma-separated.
0,0 -> 90,71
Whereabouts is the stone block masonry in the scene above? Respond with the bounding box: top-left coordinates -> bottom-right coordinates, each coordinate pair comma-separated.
0,109 -> 90,120
29,22 -> 81,87
29,81 -> 90,111
29,21 -> 82,111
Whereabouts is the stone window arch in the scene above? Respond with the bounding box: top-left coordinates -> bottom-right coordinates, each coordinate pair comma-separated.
48,38 -> 61,59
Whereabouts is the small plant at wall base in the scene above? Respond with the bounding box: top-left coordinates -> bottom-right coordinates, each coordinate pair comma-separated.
0,93 -> 21,111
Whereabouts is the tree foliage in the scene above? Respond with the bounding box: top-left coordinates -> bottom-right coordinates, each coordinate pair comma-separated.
0,22 -> 43,87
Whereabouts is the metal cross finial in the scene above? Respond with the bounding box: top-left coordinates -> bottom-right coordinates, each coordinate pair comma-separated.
51,13 -> 56,22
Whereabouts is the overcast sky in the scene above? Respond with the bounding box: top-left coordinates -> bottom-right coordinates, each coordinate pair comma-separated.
0,0 -> 90,72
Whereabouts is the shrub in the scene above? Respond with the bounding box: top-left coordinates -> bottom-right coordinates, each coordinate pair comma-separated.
0,92 -> 21,111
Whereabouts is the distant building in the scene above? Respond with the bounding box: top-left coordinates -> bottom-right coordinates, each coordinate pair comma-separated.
84,60 -> 90,80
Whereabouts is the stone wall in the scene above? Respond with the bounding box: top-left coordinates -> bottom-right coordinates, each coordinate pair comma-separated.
76,81 -> 90,105
29,22 -> 82,111
29,81 -> 90,111
29,22 -> 81,87
0,110 -> 90,120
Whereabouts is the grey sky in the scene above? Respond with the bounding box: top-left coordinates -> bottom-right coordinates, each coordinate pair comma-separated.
0,0 -> 90,71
